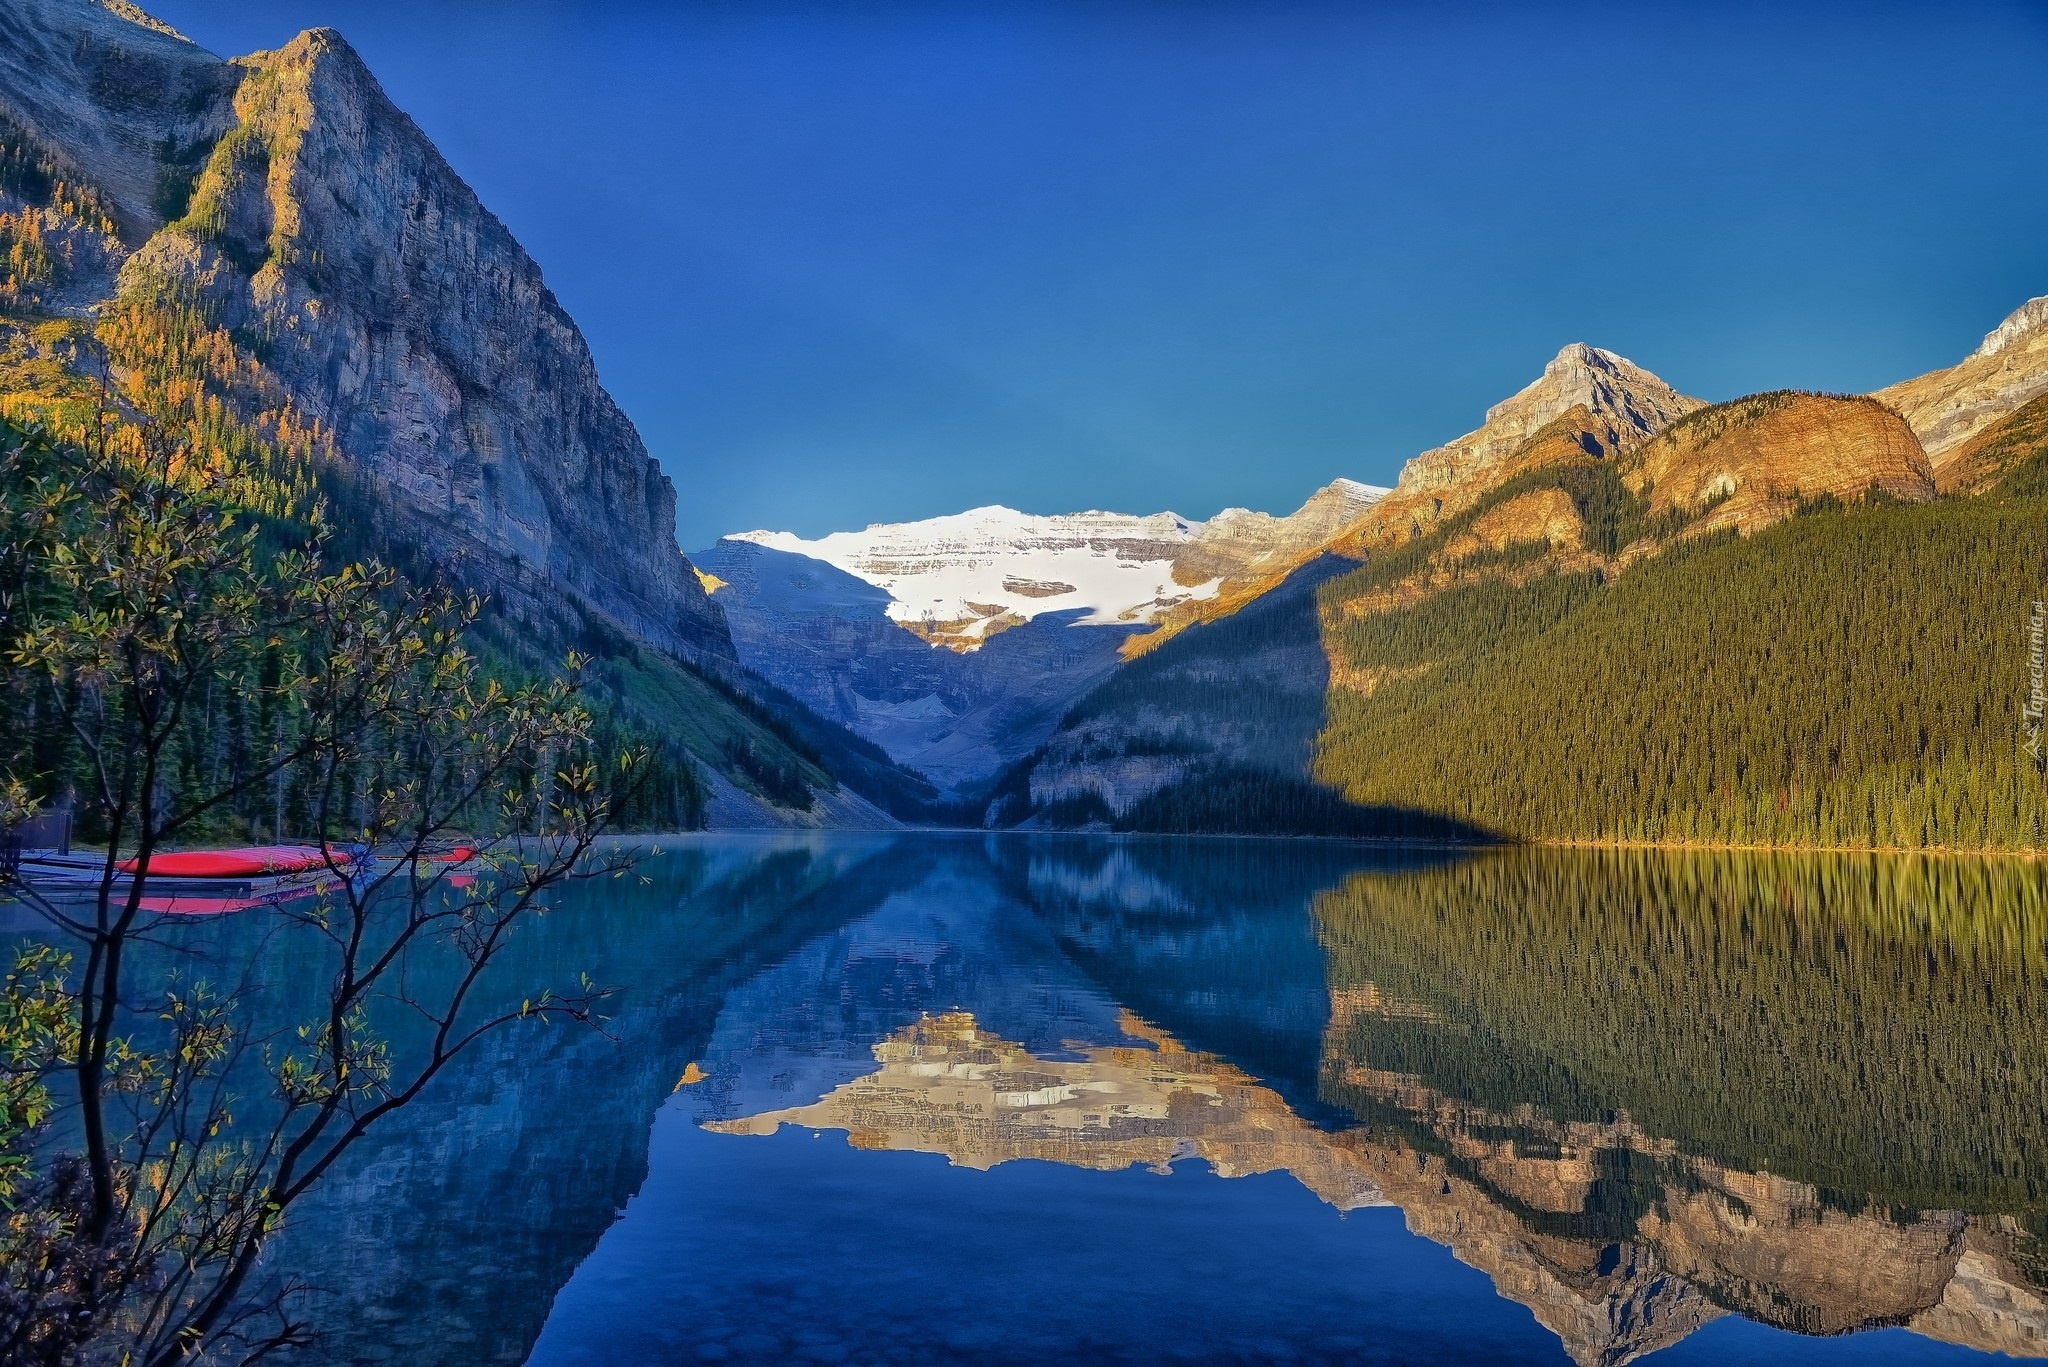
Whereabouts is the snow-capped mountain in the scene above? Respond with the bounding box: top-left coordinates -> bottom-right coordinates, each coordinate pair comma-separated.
699,480 -> 1390,793
729,507 -> 1223,651
726,483 -> 1390,654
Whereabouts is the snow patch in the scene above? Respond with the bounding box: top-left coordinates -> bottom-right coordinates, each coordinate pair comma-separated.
729,506 -> 1222,645
1329,477 -> 1393,502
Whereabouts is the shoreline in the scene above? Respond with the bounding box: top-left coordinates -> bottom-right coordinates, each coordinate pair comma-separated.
658,827 -> 2048,860
1531,835 -> 2046,861
41,830 -> 2041,861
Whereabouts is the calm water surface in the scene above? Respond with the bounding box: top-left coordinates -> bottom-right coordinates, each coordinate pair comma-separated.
77,835 -> 2048,1364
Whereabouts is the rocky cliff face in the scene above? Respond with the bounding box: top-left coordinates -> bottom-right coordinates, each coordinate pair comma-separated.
1341,347 -> 1700,555
1399,343 -> 1704,495
1934,391 -> 2048,497
0,0 -> 730,661
1626,391 -> 1935,538
1876,294 -> 2048,477
0,1 -> 235,241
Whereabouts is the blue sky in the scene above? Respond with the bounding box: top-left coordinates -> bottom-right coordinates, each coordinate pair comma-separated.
149,0 -> 2048,547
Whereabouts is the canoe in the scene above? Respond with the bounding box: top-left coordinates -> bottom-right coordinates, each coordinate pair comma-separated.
136,874 -> 349,916
115,845 -> 350,878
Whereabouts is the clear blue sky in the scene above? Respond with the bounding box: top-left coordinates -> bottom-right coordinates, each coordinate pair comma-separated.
148,0 -> 2048,547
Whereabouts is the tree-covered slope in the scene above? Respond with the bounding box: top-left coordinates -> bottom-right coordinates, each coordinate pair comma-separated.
1317,490 -> 2048,850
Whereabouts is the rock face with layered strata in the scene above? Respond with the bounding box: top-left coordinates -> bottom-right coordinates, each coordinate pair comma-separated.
0,0 -> 731,660
1927,391 -> 2048,497
1626,391 -> 1934,538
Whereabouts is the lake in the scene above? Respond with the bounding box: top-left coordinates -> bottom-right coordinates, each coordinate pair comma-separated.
68,834 -> 2048,1364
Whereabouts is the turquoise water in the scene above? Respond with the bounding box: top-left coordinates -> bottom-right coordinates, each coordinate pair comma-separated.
39,834 -> 2048,1364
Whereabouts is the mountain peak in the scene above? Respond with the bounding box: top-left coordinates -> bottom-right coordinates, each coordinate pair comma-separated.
94,0 -> 190,42
1326,475 -> 1392,500
1971,295 -> 2048,360
1548,340 -> 1619,368
1405,344 -> 1702,495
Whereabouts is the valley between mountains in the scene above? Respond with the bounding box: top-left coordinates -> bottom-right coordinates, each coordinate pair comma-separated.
4,0 -> 2045,851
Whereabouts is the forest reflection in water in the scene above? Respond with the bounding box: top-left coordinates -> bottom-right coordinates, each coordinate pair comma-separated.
174,835 -> 2046,1364
1308,848 -> 2048,1361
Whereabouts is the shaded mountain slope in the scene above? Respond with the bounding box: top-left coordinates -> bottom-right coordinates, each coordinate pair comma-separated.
694,537 -> 1139,798
987,556 -> 1493,841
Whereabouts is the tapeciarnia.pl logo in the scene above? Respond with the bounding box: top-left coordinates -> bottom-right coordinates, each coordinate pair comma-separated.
2026,599 -> 2046,771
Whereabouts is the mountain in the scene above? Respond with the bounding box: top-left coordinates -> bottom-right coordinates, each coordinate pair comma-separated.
0,0 -> 936,826
1125,345 -> 1699,657
986,344 -> 1704,833
1002,331 -> 2048,850
721,336 -> 1980,842
1403,343 -> 1704,494
0,4 -> 724,658
1625,389 -> 1932,534
693,535 -> 1140,794
1344,342 -> 1703,550
701,484 -> 1390,793
1875,294 -> 2048,485
1313,407 -> 2036,848
728,506 -> 1218,651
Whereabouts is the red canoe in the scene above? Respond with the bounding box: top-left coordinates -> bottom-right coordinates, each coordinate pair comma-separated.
117,845 -> 351,878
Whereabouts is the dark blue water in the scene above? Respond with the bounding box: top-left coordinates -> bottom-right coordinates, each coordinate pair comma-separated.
49,834 -> 2048,1364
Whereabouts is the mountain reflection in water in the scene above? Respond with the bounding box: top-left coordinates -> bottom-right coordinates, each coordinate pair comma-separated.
705,1009 -> 1381,1209
134,834 -> 2043,1365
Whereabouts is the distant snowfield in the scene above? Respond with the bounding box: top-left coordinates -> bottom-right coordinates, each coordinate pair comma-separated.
729,506 -> 1226,645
